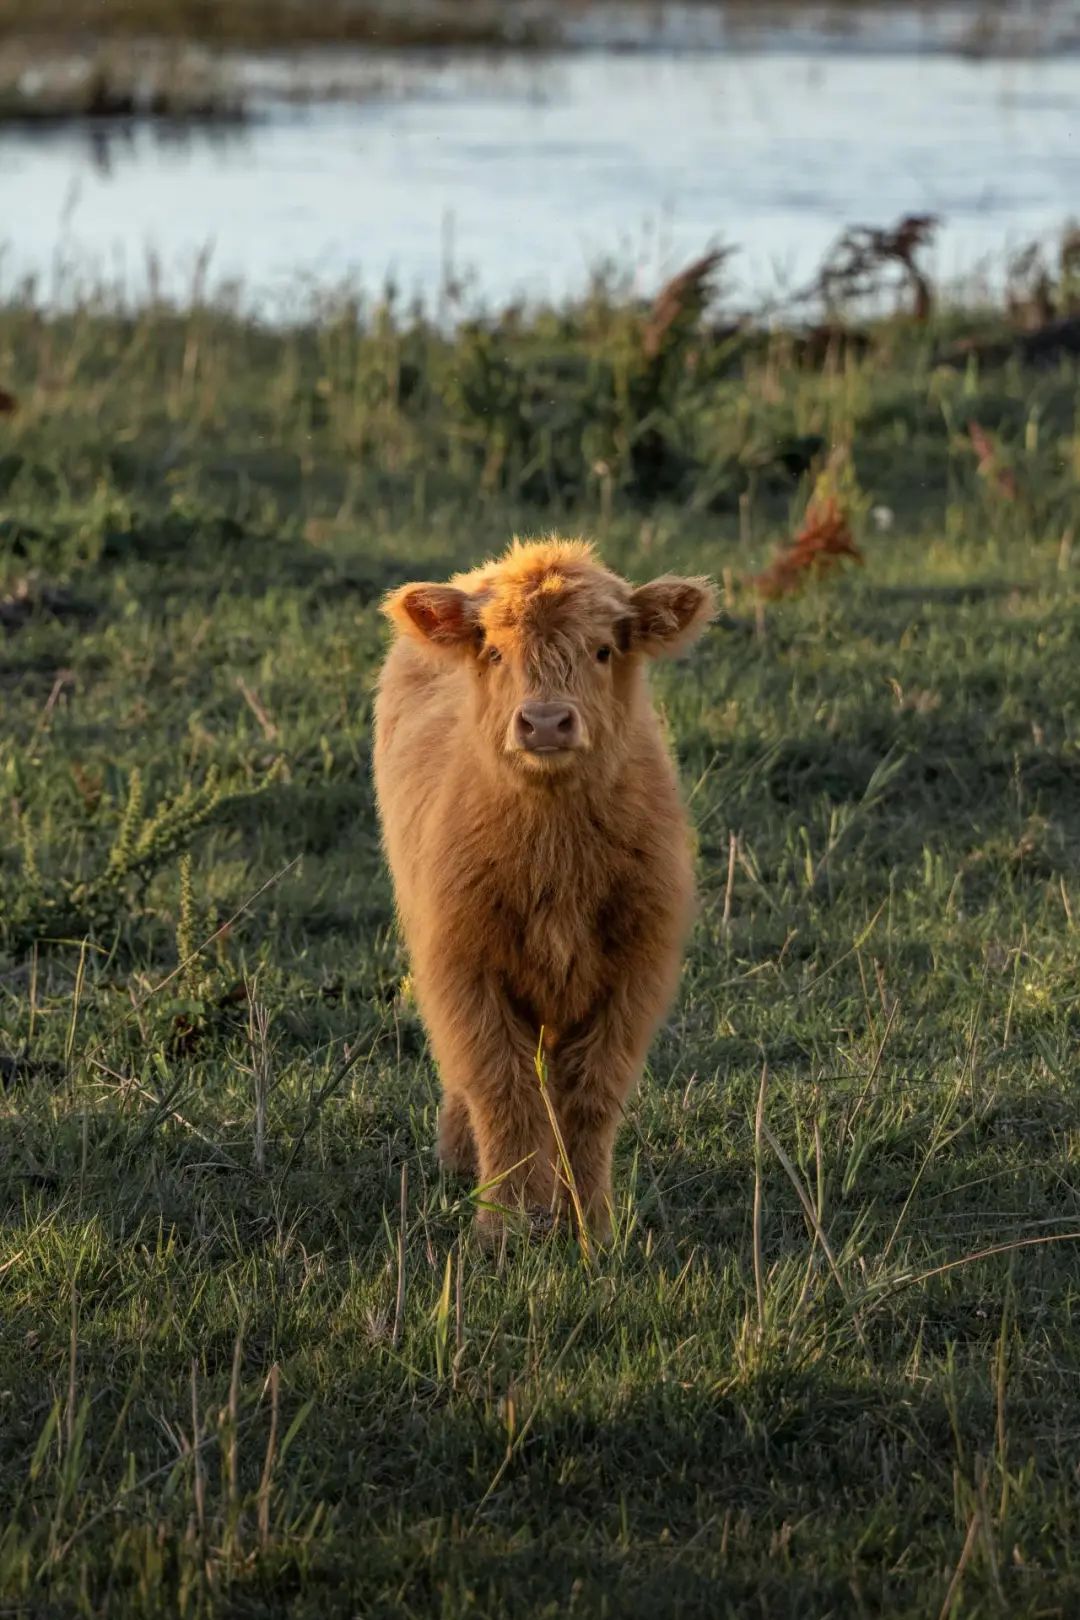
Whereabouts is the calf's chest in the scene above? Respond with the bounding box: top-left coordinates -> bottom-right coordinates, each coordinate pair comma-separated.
478,824 -> 640,1029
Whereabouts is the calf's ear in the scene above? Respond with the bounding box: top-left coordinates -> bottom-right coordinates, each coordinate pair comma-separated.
629,575 -> 716,657
383,583 -> 479,650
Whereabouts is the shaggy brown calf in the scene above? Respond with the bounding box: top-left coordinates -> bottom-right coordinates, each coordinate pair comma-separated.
373,538 -> 713,1241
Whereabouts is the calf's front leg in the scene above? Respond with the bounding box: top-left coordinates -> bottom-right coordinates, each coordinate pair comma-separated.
421,962 -> 558,1237
436,1091 -> 476,1177
553,959 -> 681,1244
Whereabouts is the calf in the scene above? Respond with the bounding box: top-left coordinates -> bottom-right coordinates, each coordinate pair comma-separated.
373,537 -> 713,1241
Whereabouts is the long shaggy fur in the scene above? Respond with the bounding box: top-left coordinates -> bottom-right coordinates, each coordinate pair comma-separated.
373,537 -> 714,1240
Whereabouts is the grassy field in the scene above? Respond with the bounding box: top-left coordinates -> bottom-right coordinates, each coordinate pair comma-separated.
2,276 -> 1080,1617
0,0 -> 668,49
0,0 -> 1031,49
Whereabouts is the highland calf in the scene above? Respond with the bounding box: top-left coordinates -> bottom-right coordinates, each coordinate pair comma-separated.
373,538 -> 714,1241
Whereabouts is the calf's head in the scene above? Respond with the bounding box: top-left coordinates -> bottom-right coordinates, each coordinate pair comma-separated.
384,539 -> 714,782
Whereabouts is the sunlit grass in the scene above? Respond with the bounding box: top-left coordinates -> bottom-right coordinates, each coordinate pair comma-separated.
2,282 -> 1080,1615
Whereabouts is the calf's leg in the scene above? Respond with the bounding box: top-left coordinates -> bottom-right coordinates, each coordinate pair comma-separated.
420,965 -> 558,1237
436,1091 -> 476,1176
554,965 -> 679,1244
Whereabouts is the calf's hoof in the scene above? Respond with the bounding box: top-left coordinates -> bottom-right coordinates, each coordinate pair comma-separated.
578,1208 -> 613,1248
474,1202 -> 556,1248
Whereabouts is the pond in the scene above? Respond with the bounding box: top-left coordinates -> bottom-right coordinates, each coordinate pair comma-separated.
2,39 -> 1079,316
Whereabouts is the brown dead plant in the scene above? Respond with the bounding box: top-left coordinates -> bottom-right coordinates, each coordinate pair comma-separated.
641,250 -> 731,362
819,214 -> 939,321
753,492 -> 863,600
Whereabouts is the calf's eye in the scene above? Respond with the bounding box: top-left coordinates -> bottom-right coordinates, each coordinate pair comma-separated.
596,646 -> 612,663
487,647 -> 502,665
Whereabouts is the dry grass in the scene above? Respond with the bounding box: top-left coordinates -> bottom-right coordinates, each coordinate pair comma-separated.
0,0 -> 541,49
752,492 -> 864,599
0,43 -> 245,123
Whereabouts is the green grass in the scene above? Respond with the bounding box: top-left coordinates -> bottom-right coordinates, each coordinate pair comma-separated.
2,280 -> 1080,1617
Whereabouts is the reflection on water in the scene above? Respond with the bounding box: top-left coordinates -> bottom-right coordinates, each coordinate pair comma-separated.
19,119 -> 251,183
2,47 -> 1079,315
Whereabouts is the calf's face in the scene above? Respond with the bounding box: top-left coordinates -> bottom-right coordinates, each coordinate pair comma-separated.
385,545 -> 713,783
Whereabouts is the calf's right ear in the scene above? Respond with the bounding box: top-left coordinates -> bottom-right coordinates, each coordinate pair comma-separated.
382,583 -> 479,650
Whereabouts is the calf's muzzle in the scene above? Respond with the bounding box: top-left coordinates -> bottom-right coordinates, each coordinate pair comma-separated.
514,700 -> 582,753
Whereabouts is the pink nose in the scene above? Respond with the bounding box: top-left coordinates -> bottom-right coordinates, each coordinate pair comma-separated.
515,701 -> 581,752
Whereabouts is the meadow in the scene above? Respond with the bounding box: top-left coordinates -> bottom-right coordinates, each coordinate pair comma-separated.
2,256 -> 1080,1616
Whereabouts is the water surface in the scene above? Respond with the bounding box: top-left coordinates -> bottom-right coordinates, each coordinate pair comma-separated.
2,47 -> 1078,314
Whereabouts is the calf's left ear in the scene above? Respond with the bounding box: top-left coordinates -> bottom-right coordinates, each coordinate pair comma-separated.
629,575 -> 716,657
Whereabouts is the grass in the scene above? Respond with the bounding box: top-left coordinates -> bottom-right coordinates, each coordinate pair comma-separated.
0,45 -> 246,126
2,0 -> 518,49
1,0 -> 556,50
0,0 -> 1035,50
2,269 -> 1080,1617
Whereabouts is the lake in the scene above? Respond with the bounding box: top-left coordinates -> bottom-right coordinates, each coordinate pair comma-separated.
2,38 -> 1079,316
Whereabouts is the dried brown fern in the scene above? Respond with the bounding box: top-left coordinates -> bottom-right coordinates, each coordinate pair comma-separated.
753,493 -> 863,600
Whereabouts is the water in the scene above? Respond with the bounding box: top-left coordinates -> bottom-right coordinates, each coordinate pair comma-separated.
2,45 -> 1079,316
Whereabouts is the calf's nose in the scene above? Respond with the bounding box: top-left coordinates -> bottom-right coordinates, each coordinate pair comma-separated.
515,701 -> 580,752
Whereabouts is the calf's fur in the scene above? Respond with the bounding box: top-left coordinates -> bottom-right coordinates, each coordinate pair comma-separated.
373,537 -> 713,1239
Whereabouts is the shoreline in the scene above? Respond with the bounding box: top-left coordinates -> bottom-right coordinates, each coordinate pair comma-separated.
4,2 -> 1080,63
